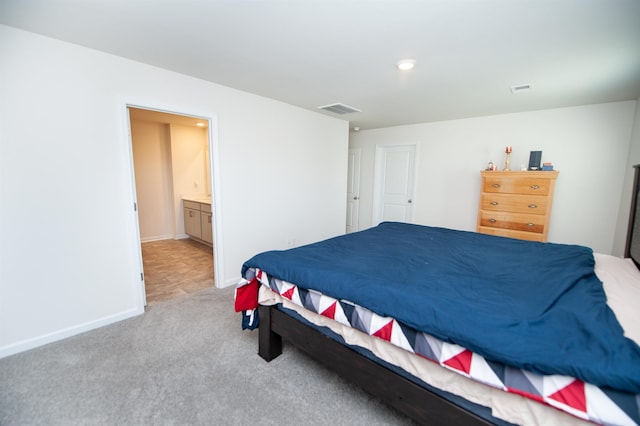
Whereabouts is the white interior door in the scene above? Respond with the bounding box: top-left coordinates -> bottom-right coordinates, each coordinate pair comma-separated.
373,145 -> 416,225
346,148 -> 361,233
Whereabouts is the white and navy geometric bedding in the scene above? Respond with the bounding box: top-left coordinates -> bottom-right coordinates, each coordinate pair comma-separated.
238,268 -> 640,426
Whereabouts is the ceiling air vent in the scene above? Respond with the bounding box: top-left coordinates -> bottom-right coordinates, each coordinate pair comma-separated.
318,103 -> 362,115
510,83 -> 534,94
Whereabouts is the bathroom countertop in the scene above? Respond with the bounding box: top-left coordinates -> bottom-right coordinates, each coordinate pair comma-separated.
182,195 -> 211,205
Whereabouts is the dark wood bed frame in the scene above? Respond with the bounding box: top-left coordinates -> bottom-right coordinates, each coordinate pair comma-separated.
258,305 -> 493,425
256,164 -> 640,426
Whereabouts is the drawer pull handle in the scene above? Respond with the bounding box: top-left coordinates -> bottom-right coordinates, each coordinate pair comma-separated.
527,222 -> 534,227
530,185 -> 540,190
528,204 -> 538,209
490,201 -> 498,206
488,218 -> 497,223
492,183 -> 501,188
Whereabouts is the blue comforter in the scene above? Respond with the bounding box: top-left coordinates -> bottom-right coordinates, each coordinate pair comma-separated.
242,222 -> 640,393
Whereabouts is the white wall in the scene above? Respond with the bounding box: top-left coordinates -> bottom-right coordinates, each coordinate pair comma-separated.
168,124 -> 210,238
0,25 -> 348,357
131,120 -> 175,241
350,101 -> 637,254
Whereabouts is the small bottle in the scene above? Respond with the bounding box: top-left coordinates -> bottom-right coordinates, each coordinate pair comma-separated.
486,160 -> 496,171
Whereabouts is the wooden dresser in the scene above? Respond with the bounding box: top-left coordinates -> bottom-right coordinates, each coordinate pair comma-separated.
477,171 -> 559,242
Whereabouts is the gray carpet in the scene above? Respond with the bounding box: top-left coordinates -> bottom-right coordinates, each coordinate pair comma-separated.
0,287 -> 415,425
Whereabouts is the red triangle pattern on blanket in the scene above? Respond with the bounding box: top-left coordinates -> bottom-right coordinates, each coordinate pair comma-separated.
281,287 -> 295,300
547,380 -> 586,412
320,301 -> 337,319
443,349 -> 473,374
372,320 -> 394,341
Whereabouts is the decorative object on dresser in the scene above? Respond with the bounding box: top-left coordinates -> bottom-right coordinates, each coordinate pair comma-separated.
477,170 -> 559,242
528,150 -> 542,171
503,146 -> 512,171
485,160 -> 496,171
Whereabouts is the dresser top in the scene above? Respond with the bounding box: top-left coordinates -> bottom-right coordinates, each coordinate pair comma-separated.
480,170 -> 559,178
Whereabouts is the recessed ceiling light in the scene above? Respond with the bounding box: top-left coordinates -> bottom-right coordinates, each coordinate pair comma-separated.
396,59 -> 416,71
196,122 -> 205,127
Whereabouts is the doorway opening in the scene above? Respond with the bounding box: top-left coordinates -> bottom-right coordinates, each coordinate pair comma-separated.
127,106 -> 219,306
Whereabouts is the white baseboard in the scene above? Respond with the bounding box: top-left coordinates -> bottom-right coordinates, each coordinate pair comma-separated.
140,234 -> 174,243
0,306 -> 144,359
140,234 -> 190,243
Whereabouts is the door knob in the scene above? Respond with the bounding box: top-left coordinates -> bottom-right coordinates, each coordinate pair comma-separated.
408,199 -> 412,204
353,196 -> 359,200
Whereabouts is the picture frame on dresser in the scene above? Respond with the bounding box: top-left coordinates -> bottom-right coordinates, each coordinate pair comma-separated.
527,150 -> 542,171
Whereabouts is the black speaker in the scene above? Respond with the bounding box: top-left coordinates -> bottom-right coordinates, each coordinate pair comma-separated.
528,151 -> 542,171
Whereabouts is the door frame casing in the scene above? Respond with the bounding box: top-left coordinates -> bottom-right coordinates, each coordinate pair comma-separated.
121,98 -> 225,309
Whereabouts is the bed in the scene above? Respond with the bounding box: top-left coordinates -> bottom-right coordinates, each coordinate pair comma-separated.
235,167 -> 640,426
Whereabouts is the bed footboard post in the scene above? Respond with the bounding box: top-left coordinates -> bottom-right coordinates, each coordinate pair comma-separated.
258,305 -> 282,362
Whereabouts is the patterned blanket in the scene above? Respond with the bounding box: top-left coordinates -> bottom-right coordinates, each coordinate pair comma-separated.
237,222 -> 640,425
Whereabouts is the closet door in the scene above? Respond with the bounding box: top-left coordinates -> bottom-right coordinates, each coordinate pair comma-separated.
372,145 -> 416,225
346,148 -> 361,233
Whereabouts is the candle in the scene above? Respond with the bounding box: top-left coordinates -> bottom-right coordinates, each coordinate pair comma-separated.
505,146 -> 512,153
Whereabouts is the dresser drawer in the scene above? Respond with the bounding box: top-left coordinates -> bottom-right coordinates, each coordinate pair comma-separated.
478,210 -> 545,234
481,193 -> 548,214
477,226 -> 545,242
483,177 -> 552,195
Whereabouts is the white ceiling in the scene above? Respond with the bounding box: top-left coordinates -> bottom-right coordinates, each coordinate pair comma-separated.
2,0 -> 639,130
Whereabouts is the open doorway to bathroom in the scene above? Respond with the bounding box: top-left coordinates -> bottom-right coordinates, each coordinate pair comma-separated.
128,107 -> 215,306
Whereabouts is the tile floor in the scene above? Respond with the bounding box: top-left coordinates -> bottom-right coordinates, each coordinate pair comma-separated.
141,238 -> 214,306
